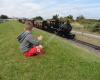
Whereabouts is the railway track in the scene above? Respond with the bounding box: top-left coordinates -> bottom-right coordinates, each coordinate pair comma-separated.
43,29 -> 100,51
72,39 -> 100,50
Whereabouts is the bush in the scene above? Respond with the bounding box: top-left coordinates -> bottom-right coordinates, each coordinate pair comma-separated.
92,23 -> 100,32
85,22 -> 100,33
0,15 -> 8,19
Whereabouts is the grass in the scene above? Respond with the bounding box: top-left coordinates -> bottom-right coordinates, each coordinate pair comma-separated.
0,21 -> 100,80
71,21 -> 100,34
71,22 -> 100,46
74,33 -> 100,46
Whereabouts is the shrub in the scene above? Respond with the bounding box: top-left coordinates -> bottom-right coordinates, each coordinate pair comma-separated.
92,23 -> 100,32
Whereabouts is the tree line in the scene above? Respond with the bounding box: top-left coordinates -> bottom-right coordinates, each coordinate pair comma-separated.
1,14 -> 99,22
0,15 -> 9,19
32,14 -> 86,21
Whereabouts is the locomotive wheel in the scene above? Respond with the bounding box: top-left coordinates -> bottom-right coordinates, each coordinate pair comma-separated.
65,34 -> 75,39
69,35 -> 75,39
54,31 -> 57,34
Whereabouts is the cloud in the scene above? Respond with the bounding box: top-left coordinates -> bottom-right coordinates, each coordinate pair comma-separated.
0,0 -> 42,17
52,3 -> 100,19
0,0 -> 100,19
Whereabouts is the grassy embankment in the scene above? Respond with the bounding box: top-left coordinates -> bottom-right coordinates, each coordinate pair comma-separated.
0,21 -> 100,80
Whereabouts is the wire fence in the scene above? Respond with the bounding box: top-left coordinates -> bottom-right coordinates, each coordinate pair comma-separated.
0,19 -> 12,23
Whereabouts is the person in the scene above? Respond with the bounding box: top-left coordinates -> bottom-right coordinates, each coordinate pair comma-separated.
17,21 -> 44,57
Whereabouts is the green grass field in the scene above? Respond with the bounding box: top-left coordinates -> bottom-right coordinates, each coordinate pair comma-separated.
0,21 -> 100,80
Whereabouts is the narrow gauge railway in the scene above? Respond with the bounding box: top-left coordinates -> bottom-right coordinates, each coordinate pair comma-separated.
18,19 -> 100,50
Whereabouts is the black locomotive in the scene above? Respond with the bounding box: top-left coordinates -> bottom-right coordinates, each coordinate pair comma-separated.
33,19 -> 75,39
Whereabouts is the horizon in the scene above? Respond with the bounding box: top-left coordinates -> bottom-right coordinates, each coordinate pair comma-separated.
0,0 -> 100,19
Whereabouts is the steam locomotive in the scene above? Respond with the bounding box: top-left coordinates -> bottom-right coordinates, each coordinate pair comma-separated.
33,19 -> 75,39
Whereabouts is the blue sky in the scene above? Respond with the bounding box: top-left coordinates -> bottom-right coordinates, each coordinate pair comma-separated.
0,0 -> 100,19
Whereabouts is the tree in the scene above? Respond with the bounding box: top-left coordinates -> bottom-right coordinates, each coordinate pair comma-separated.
67,15 -> 73,20
59,17 -> 65,22
76,15 -> 85,21
91,23 -> 100,32
64,15 -> 74,22
33,16 -> 43,20
98,19 -> 100,22
0,15 -> 8,19
52,14 -> 59,20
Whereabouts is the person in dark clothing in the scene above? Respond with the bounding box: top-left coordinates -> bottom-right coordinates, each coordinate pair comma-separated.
17,21 -> 44,57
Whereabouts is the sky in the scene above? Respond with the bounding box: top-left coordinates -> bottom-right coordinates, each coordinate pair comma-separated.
0,0 -> 100,19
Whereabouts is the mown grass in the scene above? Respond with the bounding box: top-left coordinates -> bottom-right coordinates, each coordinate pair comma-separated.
0,21 -> 100,80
